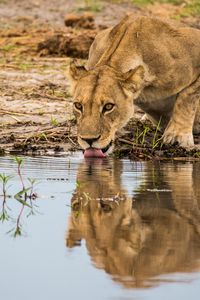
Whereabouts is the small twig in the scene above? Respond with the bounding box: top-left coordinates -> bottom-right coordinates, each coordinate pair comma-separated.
40,94 -> 67,102
118,138 -> 152,149
0,64 -> 19,69
7,115 -> 21,122
0,110 -> 28,116
117,138 -> 134,145
66,135 -> 77,146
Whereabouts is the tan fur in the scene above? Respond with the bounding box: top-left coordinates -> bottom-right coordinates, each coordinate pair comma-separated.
66,160 -> 200,287
68,15 -> 200,149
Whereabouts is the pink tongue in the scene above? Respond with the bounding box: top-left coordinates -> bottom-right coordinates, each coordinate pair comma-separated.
84,148 -> 106,158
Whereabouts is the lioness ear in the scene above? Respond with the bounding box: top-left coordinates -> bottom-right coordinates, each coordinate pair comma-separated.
67,59 -> 88,82
120,66 -> 145,93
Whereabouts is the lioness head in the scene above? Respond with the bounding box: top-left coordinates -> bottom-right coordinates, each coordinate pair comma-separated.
68,61 -> 145,157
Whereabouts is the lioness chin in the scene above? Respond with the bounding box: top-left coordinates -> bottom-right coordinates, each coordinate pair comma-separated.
68,15 -> 200,158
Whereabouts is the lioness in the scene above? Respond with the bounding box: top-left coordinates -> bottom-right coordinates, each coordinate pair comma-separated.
68,15 -> 200,157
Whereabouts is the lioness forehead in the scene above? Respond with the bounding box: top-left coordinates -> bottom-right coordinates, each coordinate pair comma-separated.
74,69 -> 125,104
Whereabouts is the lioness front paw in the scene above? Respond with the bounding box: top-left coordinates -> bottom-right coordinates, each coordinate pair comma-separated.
163,131 -> 194,148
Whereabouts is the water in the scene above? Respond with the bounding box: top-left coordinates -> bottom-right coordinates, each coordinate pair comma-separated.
0,154 -> 200,300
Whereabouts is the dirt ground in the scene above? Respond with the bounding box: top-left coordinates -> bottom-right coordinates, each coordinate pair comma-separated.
0,0 -> 200,159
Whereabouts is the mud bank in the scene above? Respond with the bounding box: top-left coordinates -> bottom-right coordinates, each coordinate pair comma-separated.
0,0 -> 200,159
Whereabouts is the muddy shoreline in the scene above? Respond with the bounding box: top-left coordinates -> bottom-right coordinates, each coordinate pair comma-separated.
0,0 -> 200,160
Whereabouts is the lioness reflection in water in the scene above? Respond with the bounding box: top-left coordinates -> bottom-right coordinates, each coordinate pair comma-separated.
66,159 -> 200,288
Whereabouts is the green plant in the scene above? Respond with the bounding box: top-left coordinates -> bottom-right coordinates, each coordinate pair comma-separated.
13,156 -> 24,189
19,62 -> 32,71
181,0 -> 200,16
14,188 -> 31,207
158,0 -> 184,4
0,158 -> 40,236
0,44 -> 17,52
141,125 -> 150,145
0,173 -> 12,199
135,125 -> 150,146
131,0 -> 153,5
193,151 -> 200,158
27,177 -> 38,208
152,117 -> 163,149
76,180 -> 81,188
76,0 -> 103,12
12,176 -> 39,236
0,173 -> 12,223
38,133 -> 48,141
51,115 -> 59,126
131,0 -> 184,5
0,205 -> 9,222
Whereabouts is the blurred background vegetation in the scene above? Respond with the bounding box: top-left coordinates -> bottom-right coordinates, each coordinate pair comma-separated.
79,0 -> 200,17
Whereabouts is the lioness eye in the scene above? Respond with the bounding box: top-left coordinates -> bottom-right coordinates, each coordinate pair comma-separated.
103,103 -> 115,113
74,102 -> 83,111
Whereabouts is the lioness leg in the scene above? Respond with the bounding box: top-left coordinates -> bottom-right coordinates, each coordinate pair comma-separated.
163,78 -> 200,148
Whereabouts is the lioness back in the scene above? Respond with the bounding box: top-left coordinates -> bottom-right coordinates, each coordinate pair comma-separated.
88,16 -> 200,97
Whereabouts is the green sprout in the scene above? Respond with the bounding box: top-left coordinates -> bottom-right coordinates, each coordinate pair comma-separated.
0,173 -> 12,223
152,117 -> 163,149
0,173 -> 12,199
13,156 -> 25,189
51,116 -> 59,126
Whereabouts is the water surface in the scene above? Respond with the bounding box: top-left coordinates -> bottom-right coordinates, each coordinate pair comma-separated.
0,155 -> 200,300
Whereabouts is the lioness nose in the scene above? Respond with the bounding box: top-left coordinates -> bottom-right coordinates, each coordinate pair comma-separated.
81,135 -> 101,146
